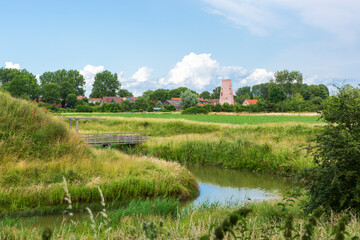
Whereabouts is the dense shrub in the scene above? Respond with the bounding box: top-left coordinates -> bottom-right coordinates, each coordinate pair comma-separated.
182,106 -> 209,115
75,104 -> 93,112
164,104 -> 176,111
305,86 -> 360,212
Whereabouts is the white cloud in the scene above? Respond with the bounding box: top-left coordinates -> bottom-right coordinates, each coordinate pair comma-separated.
241,69 -> 274,85
5,62 -> 20,69
203,0 -> 283,36
77,53 -> 336,97
121,66 -> 154,89
132,66 -> 153,83
79,64 -> 104,96
202,0 -> 360,41
159,52 -> 219,90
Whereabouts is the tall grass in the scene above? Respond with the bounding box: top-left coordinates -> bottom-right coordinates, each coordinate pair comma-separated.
118,124 -> 317,176
0,90 -> 199,213
0,90 -> 89,162
1,200 -> 360,239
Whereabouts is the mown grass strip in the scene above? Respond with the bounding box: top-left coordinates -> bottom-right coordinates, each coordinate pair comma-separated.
61,112 -> 322,125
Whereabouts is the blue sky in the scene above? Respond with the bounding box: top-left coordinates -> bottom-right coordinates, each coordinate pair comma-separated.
1,0 -> 359,96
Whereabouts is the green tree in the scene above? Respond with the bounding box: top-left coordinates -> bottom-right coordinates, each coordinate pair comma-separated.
268,85 -> 286,103
67,93 -> 77,108
210,86 -> 221,99
235,86 -> 251,97
133,97 -> 148,111
8,73 -> 39,100
252,83 -> 272,100
302,84 -> 329,100
305,86 -> 360,212
274,70 -> 303,96
0,68 -> 36,92
40,69 -> 85,96
121,99 -> 133,111
149,89 -> 169,102
142,90 -> 153,100
168,87 -> 196,98
41,83 -> 61,104
200,91 -> 211,100
118,89 -> 133,97
90,70 -> 120,98
60,81 -> 75,104
180,90 -> 199,109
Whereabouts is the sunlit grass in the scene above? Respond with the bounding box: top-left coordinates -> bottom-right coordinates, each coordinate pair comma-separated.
60,112 -> 322,125
0,90 -> 198,213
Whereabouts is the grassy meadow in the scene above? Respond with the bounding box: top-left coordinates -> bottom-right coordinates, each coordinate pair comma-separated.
65,114 -> 321,176
61,112 -> 322,125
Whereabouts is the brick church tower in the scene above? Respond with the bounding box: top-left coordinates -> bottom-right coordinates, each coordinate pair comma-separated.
219,79 -> 235,105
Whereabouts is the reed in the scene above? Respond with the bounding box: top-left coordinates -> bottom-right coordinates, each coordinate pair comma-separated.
1,200 -> 360,239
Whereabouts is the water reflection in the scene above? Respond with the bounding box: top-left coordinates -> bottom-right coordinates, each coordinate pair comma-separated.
186,165 -> 291,205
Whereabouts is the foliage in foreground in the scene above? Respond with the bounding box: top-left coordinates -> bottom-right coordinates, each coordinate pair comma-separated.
1,199 -> 360,240
305,86 -> 360,213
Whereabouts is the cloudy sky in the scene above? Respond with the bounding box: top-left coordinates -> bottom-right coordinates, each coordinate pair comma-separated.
1,0 -> 359,96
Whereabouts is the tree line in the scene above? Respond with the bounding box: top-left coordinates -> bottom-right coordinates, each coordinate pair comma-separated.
0,67 -> 331,112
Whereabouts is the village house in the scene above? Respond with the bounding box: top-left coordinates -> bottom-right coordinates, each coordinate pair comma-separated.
199,98 -> 207,105
242,99 -> 258,106
210,99 -> 219,105
77,96 -> 87,100
163,98 -> 181,110
88,98 -> 102,104
100,96 -> 122,106
123,96 -> 138,103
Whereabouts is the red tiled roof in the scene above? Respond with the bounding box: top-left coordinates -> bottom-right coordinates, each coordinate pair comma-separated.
245,99 -> 258,105
199,103 -> 205,106
131,97 -> 138,101
199,98 -> 206,102
77,96 -> 87,100
210,99 -> 219,104
88,98 -> 102,101
171,98 -> 181,101
101,97 -> 122,104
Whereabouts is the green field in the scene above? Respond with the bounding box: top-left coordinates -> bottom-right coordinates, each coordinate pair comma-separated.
60,112 -> 322,125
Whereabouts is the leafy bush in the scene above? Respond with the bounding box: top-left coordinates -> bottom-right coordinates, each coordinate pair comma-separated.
305,86 -> 360,212
75,104 -> 93,112
182,106 -> 209,115
164,104 -> 176,111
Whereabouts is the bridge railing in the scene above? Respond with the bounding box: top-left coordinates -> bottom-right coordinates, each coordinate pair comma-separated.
80,132 -> 148,145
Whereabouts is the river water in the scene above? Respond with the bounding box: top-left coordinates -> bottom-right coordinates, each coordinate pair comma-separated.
185,165 -> 290,205
21,166 -> 291,227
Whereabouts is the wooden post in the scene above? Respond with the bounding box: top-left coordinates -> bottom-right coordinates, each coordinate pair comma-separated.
76,120 -> 79,134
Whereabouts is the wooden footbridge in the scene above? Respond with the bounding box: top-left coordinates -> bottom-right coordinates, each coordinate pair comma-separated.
58,117 -> 147,146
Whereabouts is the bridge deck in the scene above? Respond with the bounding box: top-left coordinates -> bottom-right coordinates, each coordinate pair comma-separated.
80,132 -> 147,146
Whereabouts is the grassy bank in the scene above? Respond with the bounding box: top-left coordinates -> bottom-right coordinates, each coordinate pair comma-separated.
0,90 -> 198,213
68,115 -> 317,175
60,112 -> 322,125
1,199 -> 359,239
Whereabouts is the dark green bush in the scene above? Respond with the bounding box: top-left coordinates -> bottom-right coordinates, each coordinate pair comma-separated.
164,104 -> 176,111
182,106 -> 209,115
75,104 -> 93,112
305,86 -> 360,212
